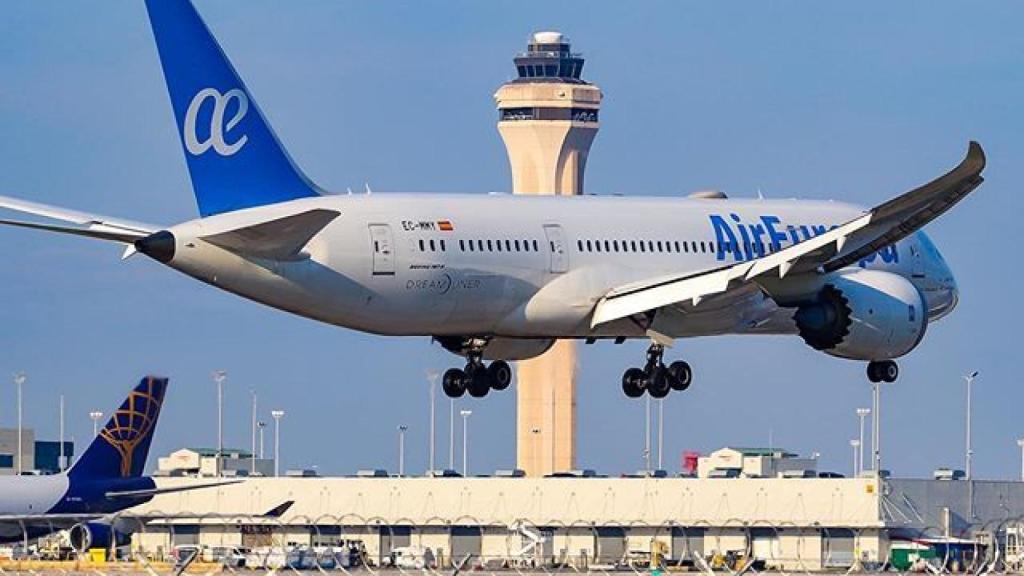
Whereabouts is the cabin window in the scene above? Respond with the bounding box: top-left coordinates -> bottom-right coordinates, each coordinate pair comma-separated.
532,240 -> 539,251
674,241 -> 681,252
487,240 -> 493,251
505,240 -> 512,252
419,239 -> 425,251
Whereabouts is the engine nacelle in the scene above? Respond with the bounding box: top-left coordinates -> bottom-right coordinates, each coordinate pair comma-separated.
793,269 -> 927,361
69,521 -> 131,552
437,336 -> 555,361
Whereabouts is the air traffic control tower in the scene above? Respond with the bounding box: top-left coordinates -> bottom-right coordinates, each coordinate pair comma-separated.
494,32 -> 601,477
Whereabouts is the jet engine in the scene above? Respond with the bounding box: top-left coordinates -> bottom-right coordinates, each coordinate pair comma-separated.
69,520 -> 132,552
793,269 -> 926,360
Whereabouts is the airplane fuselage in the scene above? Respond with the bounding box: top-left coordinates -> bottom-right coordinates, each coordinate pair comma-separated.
154,193 -> 958,348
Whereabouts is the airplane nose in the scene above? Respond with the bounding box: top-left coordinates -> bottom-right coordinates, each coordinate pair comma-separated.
135,231 -> 176,263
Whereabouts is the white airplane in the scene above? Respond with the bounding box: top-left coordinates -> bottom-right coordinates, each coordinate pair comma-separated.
0,0 -> 984,400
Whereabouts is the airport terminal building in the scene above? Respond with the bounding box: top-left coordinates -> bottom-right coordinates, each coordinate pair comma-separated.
127,467 -> 1024,571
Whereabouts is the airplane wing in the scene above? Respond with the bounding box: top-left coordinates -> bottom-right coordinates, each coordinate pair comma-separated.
591,142 -> 985,327
200,208 -> 340,260
0,194 -> 157,243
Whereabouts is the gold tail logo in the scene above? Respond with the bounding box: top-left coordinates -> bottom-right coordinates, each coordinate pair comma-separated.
99,377 -> 164,477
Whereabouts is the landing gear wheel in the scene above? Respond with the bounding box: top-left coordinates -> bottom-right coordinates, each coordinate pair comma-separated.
647,367 -> 671,398
667,361 -> 692,391
487,360 -> 512,391
622,368 -> 645,398
867,360 -> 899,383
880,360 -> 898,383
442,368 -> 467,398
466,364 -> 491,398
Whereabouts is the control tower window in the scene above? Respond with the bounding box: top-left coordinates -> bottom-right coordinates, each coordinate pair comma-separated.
545,65 -> 557,76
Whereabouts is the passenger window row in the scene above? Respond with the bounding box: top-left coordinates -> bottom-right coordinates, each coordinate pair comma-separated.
577,238 -> 710,255
417,238 -> 542,253
459,238 -> 541,253
575,238 -> 783,257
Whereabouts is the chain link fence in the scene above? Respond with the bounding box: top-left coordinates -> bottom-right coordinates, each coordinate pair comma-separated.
5,512 -> 1024,575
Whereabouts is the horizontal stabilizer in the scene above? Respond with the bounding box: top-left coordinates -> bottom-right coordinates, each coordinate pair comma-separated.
105,479 -> 242,499
202,208 -> 339,260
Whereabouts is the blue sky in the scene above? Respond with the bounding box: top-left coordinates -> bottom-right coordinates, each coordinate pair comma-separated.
0,1 -> 1021,479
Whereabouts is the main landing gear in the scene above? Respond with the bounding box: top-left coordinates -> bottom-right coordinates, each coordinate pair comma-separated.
442,351 -> 512,399
622,343 -> 692,399
867,360 -> 898,383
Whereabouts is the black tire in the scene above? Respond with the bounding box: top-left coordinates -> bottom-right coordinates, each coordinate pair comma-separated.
881,361 -> 898,383
466,364 -> 490,398
488,360 -> 512,391
866,362 -> 882,383
442,368 -> 466,398
668,361 -> 692,391
622,368 -> 645,398
648,367 -> 671,398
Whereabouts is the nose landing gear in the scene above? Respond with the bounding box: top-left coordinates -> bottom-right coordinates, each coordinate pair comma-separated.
621,343 -> 693,398
867,360 -> 898,383
442,353 -> 512,399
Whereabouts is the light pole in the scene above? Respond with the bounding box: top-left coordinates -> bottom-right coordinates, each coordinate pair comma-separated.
856,408 -> 870,476
449,398 -> 455,471
850,439 -> 861,478
427,370 -> 438,475
1017,439 -> 1024,482
212,370 -> 227,477
871,380 -> 882,473
658,397 -> 665,471
398,425 -> 408,477
460,410 -> 472,477
89,411 -> 104,437
250,389 -> 257,474
257,421 -> 266,460
271,410 -> 285,477
964,371 -> 978,480
59,395 -> 66,472
644,396 -> 652,473
13,373 -> 25,475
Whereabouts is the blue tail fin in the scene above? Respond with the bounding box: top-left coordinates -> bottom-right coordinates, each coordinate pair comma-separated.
143,0 -> 320,217
68,376 -> 168,480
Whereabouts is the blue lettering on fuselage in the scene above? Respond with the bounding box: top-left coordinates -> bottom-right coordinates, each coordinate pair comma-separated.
709,214 -> 899,266
858,245 -> 899,267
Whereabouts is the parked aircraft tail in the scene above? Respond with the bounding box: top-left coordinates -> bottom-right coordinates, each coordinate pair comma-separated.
143,0 -> 321,217
68,376 -> 168,480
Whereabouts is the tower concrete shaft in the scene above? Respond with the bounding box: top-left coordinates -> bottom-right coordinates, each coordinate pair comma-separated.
494,31 -> 601,477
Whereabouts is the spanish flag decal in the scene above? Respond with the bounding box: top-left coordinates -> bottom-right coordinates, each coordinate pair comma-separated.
438,220 -> 454,231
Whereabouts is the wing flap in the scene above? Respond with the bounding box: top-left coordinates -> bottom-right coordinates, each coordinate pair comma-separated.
201,209 -> 340,260
0,194 -> 156,234
0,219 -> 148,243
